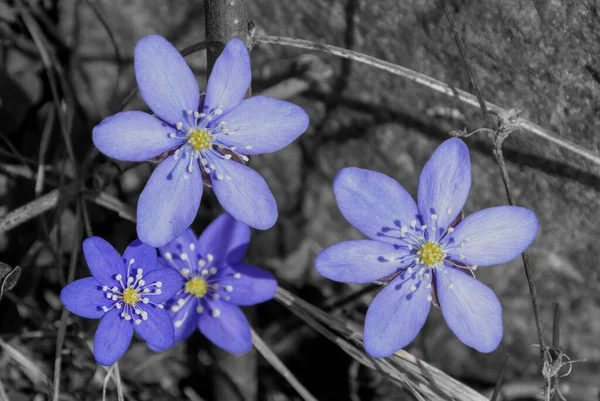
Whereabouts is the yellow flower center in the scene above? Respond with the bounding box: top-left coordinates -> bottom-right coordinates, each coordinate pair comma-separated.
187,128 -> 214,151
417,241 -> 446,267
184,277 -> 208,297
122,286 -> 141,305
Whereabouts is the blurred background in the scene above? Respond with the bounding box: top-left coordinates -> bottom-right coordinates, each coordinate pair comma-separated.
0,0 -> 599,400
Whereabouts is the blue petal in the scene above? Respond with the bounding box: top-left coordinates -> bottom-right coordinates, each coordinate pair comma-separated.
417,138 -> 471,235
93,309 -> 134,366
82,237 -> 125,286
198,300 -> 252,354
196,213 -> 250,266
168,296 -> 198,343
210,158 -> 277,230
364,271 -> 431,358
218,264 -> 277,306
215,96 -> 309,155
333,168 -> 419,243
159,229 -> 198,262
123,239 -> 158,274
137,155 -> 203,247
141,268 -> 183,304
436,267 -> 502,352
446,206 -> 538,266
315,240 -> 410,284
134,35 -> 199,126
134,304 -> 174,351
204,38 -> 251,117
92,111 -> 182,162
60,277 -> 111,319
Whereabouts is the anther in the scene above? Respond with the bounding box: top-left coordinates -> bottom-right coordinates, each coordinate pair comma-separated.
233,273 -> 241,279
198,259 -> 206,268
189,243 -> 196,251
164,252 -> 172,260
196,305 -> 204,313
225,285 -> 233,292
212,308 -> 221,318
176,122 -> 183,131
209,267 -> 218,275
207,254 -> 214,262
410,284 -> 417,292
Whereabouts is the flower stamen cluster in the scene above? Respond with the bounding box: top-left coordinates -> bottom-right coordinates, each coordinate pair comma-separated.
163,249 -> 242,322
100,259 -> 164,324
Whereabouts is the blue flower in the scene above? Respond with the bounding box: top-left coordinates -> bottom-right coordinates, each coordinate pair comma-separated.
315,138 -> 538,357
92,35 -> 310,247
158,213 -> 277,354
60,237 -> 183,365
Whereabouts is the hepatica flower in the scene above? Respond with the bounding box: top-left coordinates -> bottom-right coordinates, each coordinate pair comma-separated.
60,237 -> 182,365
315,138 -> 538,357
158,213 -> 277,353
92,35 -> 309,247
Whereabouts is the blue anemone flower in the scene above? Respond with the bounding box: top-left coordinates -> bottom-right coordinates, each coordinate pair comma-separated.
92,35 -> 310,247
60,237 -> 183,366
158,213 -> 277,354
315,138 -> 538,357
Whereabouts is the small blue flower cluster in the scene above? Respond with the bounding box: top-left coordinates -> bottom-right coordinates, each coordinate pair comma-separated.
61,35 -> 538,365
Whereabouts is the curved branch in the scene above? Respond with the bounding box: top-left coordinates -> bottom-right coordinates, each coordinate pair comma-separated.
253,35 -> 600,168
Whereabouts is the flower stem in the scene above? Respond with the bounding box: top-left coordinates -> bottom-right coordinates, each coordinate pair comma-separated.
204,3 -> 257,401
204,0 -> 249,74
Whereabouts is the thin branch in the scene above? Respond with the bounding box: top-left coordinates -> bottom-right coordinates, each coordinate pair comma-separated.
490,354 -> 509,401
52,204 -> 82,401
251,328 -> 319,401
438,0 -> 493,128
82,0 -> 123,115
0,181 -> 81,233
438,8 -> 549,397
16,0 -> 78,170
253,35 -> 600,168
35,105 -> 56,197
